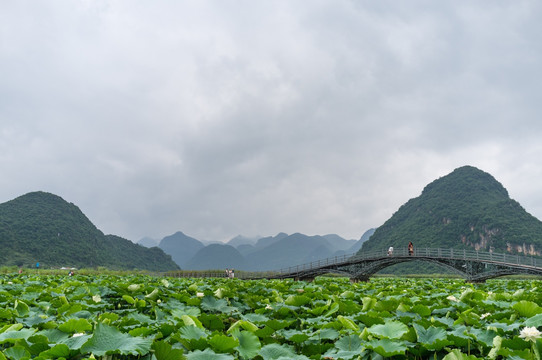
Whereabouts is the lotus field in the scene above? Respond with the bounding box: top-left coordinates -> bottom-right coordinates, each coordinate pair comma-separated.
0,275 -> 541,359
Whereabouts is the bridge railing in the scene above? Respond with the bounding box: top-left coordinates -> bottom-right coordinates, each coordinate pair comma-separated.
258,247 -> 542,278
162,247 -> 542,279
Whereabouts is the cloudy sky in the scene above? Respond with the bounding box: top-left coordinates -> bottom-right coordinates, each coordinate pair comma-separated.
2,1 -> 542,243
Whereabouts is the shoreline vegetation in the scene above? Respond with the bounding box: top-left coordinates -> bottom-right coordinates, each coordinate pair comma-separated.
2,266 -> 540,280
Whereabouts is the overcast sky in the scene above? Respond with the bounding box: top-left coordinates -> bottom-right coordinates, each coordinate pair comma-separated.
2,1 -> 542,243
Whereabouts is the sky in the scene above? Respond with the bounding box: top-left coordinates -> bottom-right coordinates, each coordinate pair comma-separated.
2,1 -> 542,244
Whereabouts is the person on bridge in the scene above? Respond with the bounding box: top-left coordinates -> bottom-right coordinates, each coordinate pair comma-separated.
388,246 -> 394,256
408,241 -> 414,256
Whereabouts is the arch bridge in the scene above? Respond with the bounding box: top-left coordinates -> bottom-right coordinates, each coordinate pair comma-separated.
245,247 -> 542,282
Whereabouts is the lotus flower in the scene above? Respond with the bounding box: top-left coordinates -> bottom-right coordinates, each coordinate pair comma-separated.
519,326 -> 541,342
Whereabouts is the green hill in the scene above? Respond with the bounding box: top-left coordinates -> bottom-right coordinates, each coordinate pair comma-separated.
0,191 -> 179,271
360,166 -> 542,257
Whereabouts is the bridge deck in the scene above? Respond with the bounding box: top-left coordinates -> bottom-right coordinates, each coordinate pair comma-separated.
164,248 -> 542,282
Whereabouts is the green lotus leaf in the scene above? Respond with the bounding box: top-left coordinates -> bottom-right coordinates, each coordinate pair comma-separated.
362,297 -> 376,311
199,313 -> 225,331
525,313 -> 542,327
357,313 -> 385,327
448,325 -> 470,347
365,338 -> 407,357
201,296 -> 237,314
37,329 -> 69,343
374,298 -> 400,312
176,326 -> 209,351
413,323 -> 452,350
181,315 -> 203,328
122,295 -> 135,304
129,327 -> 154,337
58,318 -> 92,333
281,329 -> 309,343
242,313 -> 269,323
442,348 -> 480,360
0,328 -> 36,344
337,299 -> 363,314
186,348 -> 234,360
316,328 -> 340,340
255,326 -> 276,338
98,312 -> 119,323
469,328 -> 496,348
258,343 -> 296,360
0,308 -> 14,320
232,330 -> 261,359
227,320 -> 259,334
179,325 -> 208,340
335,334 -> 362,351
284,295 -> 311,307
13,300 -> 30,317
487,335 -> 502,360
170,306 -> 201,319
128,284 -> 141,292
38,344 -> 70,359
125,311 -> 153,325
60,333 -> 92,350
145,288 -> 160,300
80,322 -> 152,356
264,319 -> 293,331
209,334 -> 239,352
152,340 -> 186,360
3,345 -> 31,360
513,301 -> 542,318
367,320 -> 407,339
337,315 -> 359,331
411,304 -> 432,317
323,302 -> 339,317
323,348 -> 364,360
18,316 -> 52,327
309,303 -> 330,316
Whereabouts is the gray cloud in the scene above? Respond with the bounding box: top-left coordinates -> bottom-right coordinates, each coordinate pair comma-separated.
1,1 -> 542,242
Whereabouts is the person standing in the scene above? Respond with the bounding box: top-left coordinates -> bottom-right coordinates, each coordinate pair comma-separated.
408,241 -> 414,256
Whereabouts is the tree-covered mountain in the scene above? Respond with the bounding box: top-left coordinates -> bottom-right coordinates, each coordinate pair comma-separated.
0,191 -> 179,271
360,166 -> 542,256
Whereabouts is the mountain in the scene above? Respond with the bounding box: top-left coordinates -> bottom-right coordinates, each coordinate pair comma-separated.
334,228 -> 376,256
246,233 -> 335,271
137,237 -> 159,248
227,235 -> 259,247
0,191 -> 178,271
158,231 -> 204,269
360,166 -> 542,256
184,244 -> 246,270
322,234 -> 357,252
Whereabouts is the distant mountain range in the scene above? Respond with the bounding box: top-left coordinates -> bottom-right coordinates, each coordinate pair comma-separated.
4,165 -> 536,275
138,229 -> 375,271
0,192 -> 179,271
